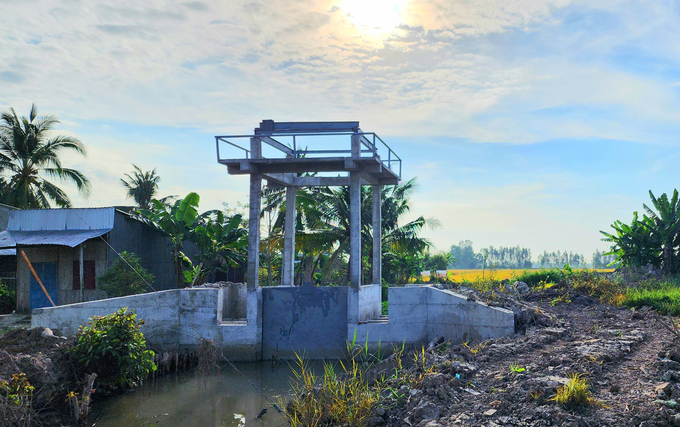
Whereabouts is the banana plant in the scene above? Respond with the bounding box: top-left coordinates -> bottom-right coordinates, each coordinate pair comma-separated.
188,211 -> 248,286
600,211 -> 660,268
139,192 -> 200,287
644,189 -> 680,274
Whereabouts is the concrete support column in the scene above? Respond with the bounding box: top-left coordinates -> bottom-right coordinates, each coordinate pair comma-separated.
281,186 -> 296,286
351,133 -> 361,158
247,173 -> 262,290
372,185 -> 382,285
349,172 -> 361,289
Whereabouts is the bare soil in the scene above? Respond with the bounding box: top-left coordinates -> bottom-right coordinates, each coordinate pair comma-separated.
370,282 -> 680,427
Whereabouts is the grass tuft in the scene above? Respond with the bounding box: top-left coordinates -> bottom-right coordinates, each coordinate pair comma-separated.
550,373 -> 599,409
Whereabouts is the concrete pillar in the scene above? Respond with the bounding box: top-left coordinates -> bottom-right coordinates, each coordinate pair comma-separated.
372,185 -> 382,285
351,133 -> 361,158
281,186 -> 296,286
349,172 -> 361,289
247,173 -> 262,290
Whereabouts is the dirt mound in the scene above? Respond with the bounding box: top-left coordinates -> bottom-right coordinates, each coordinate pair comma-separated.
367,288 -> 680,427
0,327 -> 78,424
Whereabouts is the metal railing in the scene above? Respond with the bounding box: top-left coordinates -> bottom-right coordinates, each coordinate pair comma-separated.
215,131 -> 402,178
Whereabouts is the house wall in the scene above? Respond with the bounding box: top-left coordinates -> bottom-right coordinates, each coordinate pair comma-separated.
16,242 -> 108,312
107,212 -> 178,290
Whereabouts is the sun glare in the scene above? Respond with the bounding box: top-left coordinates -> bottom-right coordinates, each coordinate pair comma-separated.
338,0 -> 407,37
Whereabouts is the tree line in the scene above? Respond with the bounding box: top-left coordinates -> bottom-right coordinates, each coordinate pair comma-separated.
448,240 -> 613,269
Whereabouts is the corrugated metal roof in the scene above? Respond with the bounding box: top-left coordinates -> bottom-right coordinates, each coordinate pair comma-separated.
9,229 -> 110,247
8,207 -> 115,231
0,248 -> 16,256
0,230 -> 16,249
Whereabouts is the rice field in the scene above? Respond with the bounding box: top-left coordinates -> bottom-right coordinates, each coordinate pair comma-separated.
421,269 -> 615,282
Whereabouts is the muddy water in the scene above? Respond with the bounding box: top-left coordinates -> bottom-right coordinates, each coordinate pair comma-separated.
89,362 -> 314,427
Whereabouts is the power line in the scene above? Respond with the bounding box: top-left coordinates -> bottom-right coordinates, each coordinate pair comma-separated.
71,208 -> 158,293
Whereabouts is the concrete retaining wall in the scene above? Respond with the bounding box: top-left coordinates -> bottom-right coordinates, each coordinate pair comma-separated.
354,285 -> 514,350
31,284 -> 513,361
262,284 -> 348,360
358,284 -> 381,322
31,288 -> 262,361
222,283 -> 247,320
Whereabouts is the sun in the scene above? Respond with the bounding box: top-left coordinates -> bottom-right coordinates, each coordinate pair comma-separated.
338,0 -> 408,37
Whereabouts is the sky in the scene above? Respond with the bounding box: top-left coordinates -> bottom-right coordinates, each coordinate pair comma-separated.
1,0 -> 680,261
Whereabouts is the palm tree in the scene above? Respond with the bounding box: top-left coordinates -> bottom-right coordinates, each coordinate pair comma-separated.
0,104 -> 90,208
264,178 -> 438,285
121,165 -> 160,210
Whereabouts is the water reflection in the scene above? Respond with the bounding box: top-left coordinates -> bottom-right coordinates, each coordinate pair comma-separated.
89,362 -> 312,427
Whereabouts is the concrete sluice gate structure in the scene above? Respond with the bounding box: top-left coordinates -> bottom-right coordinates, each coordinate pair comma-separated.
31,121 -> 514,361
32,285 -> 514,361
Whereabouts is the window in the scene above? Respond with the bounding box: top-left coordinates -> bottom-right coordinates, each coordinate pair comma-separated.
73,260 -> 96,290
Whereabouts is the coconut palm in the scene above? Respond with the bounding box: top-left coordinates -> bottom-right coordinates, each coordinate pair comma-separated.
121,165 -> 161,209
264,178 -> 438,285
0,104 -> 90,208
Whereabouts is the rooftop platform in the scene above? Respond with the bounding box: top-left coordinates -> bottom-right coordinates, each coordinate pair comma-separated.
215,120 -> 401,186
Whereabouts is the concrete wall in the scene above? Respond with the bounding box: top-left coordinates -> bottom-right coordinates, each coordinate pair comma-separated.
31,287 -> 263,361
358,284 -> 381,322
16,242 -> 108,312
32,289 -> 183,348
262,284 -> 348,360
31,284 -> 513,362
354,285 -> 514,350
222,282 -> 247,320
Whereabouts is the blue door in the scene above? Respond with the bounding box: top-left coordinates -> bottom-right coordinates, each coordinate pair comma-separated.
29,262 -> 58,310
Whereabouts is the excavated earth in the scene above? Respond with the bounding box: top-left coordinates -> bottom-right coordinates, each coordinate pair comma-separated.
366,282 -> 680,427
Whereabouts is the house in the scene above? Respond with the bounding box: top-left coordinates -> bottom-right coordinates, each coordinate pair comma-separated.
0,204 -> 17,294
0,207 -> 180,313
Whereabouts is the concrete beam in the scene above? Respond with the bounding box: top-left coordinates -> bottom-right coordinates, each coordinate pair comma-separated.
372,185 -> 382,285
263,173 -> 294,187
281,186 -> 296,286
247,173 -> 262,290
349,172 -> 361,289
260,136 -> 293,155
265,175 -> 351,188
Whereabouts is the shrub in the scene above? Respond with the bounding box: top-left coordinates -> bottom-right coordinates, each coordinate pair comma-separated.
0,280 -> 15,314
513,269 -> 567,287
569,271 -> 622,304
0,373 -> 35,426
70,308 -> 156,392
98,251 -> 154,297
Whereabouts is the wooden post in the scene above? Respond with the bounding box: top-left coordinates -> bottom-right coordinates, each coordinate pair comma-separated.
20,250 -> 56,307
79,244 -> 84,302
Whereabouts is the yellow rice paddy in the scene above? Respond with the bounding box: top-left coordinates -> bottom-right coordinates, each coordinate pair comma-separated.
422,269 -> 615,282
